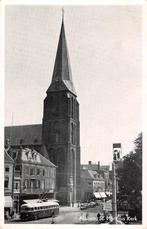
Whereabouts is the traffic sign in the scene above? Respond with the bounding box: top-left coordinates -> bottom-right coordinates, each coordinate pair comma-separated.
103,201 -> 112,211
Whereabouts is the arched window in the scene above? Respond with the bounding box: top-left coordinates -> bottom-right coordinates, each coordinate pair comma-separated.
72,97 -> 74,118
71,123 -> 74,144
55,132 -> 60,143
53,121 -> 60,131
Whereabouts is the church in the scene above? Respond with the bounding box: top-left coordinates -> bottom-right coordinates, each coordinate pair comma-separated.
5,15 -> 81,205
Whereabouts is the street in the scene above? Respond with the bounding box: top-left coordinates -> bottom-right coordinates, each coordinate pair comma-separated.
6,205 -> 104,224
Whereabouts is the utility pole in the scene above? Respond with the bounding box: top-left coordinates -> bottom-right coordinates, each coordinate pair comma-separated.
112,161 -> 117,224
112,143 -> 121,224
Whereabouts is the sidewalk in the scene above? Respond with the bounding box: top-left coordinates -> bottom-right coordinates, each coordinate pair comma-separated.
5,213 -> 20,223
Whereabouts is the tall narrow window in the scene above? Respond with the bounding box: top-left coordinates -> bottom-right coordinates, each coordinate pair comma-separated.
55,132 -> 60,143
71,97 -> 74,118
74,99 -> 76,119
71,123 -> 74,144
4,177 -> 9,188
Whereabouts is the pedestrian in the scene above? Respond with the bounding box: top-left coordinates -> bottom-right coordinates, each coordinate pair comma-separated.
104,214 -> 107,222
5,210 -> 10,221
51,217 -> 55,224
86,211 -> 89,222
10,209 -> 14,219
79,213 -> 83,222
51,211 -> 55,224
97,212 -> 101,222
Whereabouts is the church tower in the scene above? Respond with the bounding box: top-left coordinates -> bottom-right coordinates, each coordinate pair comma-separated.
42,17 -> 81,205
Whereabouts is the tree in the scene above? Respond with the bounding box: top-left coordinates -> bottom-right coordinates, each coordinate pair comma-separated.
117,133 -> 142,220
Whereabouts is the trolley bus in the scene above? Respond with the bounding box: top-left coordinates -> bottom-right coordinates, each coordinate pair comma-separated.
20,200 -> 59,221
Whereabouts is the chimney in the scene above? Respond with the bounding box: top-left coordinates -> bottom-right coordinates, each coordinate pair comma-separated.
98,161 -> 100,171
88,161 -> 92,165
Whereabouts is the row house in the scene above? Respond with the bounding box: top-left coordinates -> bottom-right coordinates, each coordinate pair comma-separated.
4,150 -> 14,215
81,161 -> 111,192
81,169 -> 105,202
5,146 -> 56,212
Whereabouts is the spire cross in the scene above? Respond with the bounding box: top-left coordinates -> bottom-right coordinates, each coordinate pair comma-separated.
62,7 -> 64,20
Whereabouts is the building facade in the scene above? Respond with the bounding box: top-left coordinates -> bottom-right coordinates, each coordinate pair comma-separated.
7,147 -> 56,212
81,169 -> 105,202
4,150 -> 14,214
81,161 -> 111,192
42,19 -> 81,205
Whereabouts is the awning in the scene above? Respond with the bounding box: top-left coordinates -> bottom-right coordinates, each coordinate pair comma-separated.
100,192 -> 107,198
94,192 -> 101,199
106,192 -> 112,196
5,196 -> 13,208
94,192 -> 107,199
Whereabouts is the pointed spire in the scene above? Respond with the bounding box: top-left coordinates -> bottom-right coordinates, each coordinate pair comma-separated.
47,12 -> 77,96
62,7 -> 64,21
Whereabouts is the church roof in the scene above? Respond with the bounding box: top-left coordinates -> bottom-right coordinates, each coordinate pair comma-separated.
47,19 -> 77,96
5,124 -> 42,146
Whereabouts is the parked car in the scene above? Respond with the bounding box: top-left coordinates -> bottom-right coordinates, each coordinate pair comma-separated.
80,203 -> 88,210
89,201 -> 96,208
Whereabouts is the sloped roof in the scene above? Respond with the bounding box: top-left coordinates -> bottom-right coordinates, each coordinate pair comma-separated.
40,145 -> 49,160
16,148 -> 55,167
88,170 -> 104,180
5,124 -> 42,146
81,169 -> 104,181
81,169 -> 92,179
47,19 -> 76,96
81,164 -> 110,171
4,150 -> 14,164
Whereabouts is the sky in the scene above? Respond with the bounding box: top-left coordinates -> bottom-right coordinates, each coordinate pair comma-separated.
5,5 -> 142,165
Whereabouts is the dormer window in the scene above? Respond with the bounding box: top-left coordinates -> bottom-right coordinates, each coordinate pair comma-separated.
25,151 -> 28,159
32,151 -> 35,159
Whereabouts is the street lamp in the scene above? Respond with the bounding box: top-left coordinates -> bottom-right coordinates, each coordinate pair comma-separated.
112,143 -> 121,224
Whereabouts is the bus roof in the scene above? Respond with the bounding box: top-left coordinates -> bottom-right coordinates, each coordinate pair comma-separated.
21,201 -> 59,208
